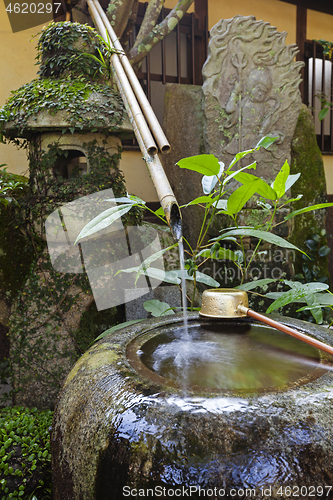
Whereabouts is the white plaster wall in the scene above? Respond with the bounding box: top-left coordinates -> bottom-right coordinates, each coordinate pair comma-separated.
323,156 -> 333,195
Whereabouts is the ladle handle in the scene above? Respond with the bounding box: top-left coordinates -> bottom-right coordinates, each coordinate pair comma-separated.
238,305 -> 333,357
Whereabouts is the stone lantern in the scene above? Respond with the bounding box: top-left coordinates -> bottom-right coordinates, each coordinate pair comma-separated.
1,21 -> 133,186
0,21 -> 141,408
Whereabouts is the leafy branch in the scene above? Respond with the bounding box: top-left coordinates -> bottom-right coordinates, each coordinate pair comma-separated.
75,135 -> 333,323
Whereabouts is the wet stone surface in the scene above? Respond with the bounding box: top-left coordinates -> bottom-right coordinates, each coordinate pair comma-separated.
52,314 -> 333,499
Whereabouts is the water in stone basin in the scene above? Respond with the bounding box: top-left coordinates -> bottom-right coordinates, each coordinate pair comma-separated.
174,239 -> 333,391
138,322 -> 332,391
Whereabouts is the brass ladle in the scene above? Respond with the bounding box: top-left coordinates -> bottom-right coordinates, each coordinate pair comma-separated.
199,288 -> 333,357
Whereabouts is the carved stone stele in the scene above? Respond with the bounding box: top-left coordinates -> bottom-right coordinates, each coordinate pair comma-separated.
202,15 -> 304,181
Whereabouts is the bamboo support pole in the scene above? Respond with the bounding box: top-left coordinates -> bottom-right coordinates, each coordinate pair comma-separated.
87,0 -> 157,155
86,0 -> 181,239
92,0 -> 171,154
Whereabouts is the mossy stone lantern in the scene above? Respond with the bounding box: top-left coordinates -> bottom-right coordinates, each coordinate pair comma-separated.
1,21 -> 133,187
0,22 -> 139,409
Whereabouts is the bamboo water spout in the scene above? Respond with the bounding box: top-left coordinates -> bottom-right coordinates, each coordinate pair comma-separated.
87,0 -> 182,240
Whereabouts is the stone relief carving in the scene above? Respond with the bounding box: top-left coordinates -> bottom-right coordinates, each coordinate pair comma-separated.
202,15 -> 304,179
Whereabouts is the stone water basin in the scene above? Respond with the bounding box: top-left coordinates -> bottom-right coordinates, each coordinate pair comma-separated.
52,313 -> 333,499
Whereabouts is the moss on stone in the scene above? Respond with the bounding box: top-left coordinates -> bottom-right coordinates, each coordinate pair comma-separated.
75,301 -> 124,352
289,105 -> 329,279
35,22 -> 110,80
0,78 -> 125,138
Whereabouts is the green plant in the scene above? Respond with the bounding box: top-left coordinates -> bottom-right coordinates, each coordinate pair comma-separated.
0,406 -> 53,499
35,22 -> 112,81
315,39 -> 333,59
0,77 -> 124,139
297,228 -> 330,284
315,91 -> 333,122
0,166 -> 26,207
81,31 -> 123,81
269,228 -> 332,324
75,136 -> 333,325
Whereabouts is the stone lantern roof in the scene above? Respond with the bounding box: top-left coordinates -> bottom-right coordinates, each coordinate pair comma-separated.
0,22 -> 133,140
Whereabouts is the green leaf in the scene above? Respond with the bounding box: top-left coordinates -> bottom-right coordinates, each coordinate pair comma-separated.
266,282 -> 329,314
154,206 -> 165,217
214,228 -> 304,253
181,196 -> 214,208
105,196 -> 136,204
233,173 -> 277,200
298,292 -> 333,306
306,239 -> 318,251
133,243 -> 178,284
319,245 -> 331,257
236,278 -> 279,291
223,161 -> 257,186
173,269 -> 220,287
228,149 -> 256,169
94,320 -> 144,342
143,299 -> 175,317
305,293 -> 323,324
129,194 -> 146,205
177,154 -> 220,176
227,181 -> 259,214
255,135 -> 277,149
118,266 -> 181,285
272,160 -> 289,199
197,247 -> 238,261
74,204 -> 133,244
319,107 -> 329,121
284,203 -> 333,221
284,195 -> 303,204
233,172 -> 276,199
82,53 -> 103,65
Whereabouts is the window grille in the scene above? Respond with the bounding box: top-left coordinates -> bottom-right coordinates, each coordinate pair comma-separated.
123,3 -> 208,149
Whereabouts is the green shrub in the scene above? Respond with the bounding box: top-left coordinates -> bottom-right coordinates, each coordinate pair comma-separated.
0,406 -> 53,499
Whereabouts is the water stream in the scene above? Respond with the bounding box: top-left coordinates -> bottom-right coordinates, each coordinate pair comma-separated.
178,238 -> 189,339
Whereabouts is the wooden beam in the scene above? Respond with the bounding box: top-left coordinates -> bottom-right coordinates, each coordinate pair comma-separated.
296,5 -> 307,99
194,0 -> 208,85
195,0 -> 208,31
279,0 -> 333,17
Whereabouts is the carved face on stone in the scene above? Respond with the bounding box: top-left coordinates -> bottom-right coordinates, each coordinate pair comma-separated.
247,68 -> 272,103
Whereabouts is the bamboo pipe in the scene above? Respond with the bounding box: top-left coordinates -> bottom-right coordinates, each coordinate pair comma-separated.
87,0 -> 157,156
92,0 -> 171,154
116,70 -> 182,240
238,305 -> 333,358
87,0 -> 182,239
